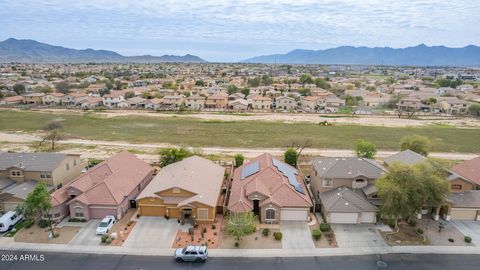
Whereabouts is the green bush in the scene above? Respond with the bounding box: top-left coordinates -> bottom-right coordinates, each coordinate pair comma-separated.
24,219 -> 34,229
273,232 -> 282,241
262,228 -> 270,237
464,236 -> 472,243
319,223 -> 331,232
312,229 -> 322,241
448,238 -> 454,243
101,235 -> 109,243
105,237 -> 112,244
68,218 -> 87,222
408,219 -> 417,227
38,219 -> 50,228
416,228 -> 424,234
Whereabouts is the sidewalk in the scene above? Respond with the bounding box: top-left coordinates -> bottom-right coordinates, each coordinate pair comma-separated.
2,237 -> 480,257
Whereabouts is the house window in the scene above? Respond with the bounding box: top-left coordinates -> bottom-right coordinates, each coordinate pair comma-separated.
74,160 -> 77,166
451,184 -> 462,190
40,172 -> 52,179
74,207 -> 84,218
265,208 -> 275,220
197,208 -> 208,220
323,178 -> 333,187
10,171 -> 22,177
66,163 -> 70,170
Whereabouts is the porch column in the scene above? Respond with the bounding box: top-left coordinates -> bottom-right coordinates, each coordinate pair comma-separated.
477,210 -> 480,221
417,211 -> 422,219
434,207 -> 440,221
445,206 -> 451,221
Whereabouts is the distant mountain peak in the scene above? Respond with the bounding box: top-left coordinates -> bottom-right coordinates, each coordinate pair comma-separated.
0,38 -> 207,63
243,44 -> 480,66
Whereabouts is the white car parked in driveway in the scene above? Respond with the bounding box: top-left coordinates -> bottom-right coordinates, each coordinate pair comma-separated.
96,215 -> 116,235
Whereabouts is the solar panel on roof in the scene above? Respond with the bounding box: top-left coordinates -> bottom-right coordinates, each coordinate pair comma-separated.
241,160 -> 260,179
272,158 -> 305,194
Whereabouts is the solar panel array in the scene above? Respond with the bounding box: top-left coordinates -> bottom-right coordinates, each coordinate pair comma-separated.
241,160 -> 260,179
272,158 -> 305,194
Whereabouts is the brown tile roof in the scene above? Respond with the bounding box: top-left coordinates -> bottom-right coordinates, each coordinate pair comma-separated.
228,153 -> 312,213
452,156 -> 480,185
51,151 -> 153,207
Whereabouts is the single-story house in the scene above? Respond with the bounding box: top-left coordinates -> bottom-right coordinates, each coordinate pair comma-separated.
136,156 -> 225,223
49,151 -> 154,221
228,153 -> 313,223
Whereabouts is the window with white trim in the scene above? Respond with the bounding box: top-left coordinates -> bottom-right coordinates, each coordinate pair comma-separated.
265,208 -> 275,220
323,178 -> 333,187
40,172 -> 52,179
197,208 -> 209,220
11,170 -> 22,177
74,207 -> 84,218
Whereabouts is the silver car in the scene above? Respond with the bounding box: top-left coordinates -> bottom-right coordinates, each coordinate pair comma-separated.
174,245 -> 208,262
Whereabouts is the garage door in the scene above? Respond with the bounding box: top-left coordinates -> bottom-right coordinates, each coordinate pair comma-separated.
359,212 -> 376,223
140,205 -> 165,216
329,212 -> 358,224
451,208 -> 478,220
2,202 -> 20,212
280,208 -> 309,221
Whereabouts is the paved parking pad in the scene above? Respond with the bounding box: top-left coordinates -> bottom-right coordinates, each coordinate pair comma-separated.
124,217 -> 182,248
451,220 -> 480,245
69,220 -> 101,246
332,224 -> 387,248
280,221 -> 315,249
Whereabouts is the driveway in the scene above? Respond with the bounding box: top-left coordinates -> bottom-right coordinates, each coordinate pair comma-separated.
331,224 -> 387,248
280,221 -> 315,249
124,217 -> 182,248
69,219 -> 101,246
451,220 -> 480,245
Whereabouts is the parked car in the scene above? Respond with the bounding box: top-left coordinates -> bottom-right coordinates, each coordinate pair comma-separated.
174,245 -> 208,262
95,215 -> 116,235
0,211 -> 23,233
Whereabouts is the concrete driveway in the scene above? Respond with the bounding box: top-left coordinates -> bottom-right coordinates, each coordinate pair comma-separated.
69,219 -> 101,246
124,217 -> 182,248
332,224 -> 387,248
280,221 -> 315,249
451,220 -> 480,245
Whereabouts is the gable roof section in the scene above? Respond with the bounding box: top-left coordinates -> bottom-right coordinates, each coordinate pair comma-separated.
452,156 -> 480,185
228,153 -> 312,212
137,156 -> 225,208
51,151 -> 153,207
312,157 -> 387,179
384,150 -> 426,166
0,152 -> 70,171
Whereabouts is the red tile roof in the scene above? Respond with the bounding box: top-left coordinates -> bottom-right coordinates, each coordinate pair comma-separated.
452,156 -> 480,185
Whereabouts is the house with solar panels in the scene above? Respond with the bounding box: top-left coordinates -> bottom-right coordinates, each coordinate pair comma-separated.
227,153 -> 313,223
310,157 -> 387,224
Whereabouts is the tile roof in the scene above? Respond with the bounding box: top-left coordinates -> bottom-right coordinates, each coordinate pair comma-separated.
0,152 -> 70,171
452,156 -> 480,185
312,157 -> 387,179
0,180 -> 53,201
137,156 -> 225,208
228,153 -> 312,213
383,149 -> 426,166
319,186 -> 377,212
447,190 -> 480,208
51,151 -> 153,207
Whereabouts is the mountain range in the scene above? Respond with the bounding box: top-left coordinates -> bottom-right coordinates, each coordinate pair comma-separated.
243,44 -> 480,66
0,38 -> 206,63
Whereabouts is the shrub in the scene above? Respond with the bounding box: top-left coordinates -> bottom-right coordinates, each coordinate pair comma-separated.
211,224 -> 216,230
312,229 -> 322,241
127,221 -> 133,227
101,235 -> 109,243
202,227 -> 207,234
273,232 -> 283,241
448,238 -> 455,243
24,219 -> 34,229
262,228 -> 270,237
105,237 -> 112,244
234,242 -> 239,247
188,227 -> 194,235
416,228 -> 424,234
464,236 -> 472,243
38,219 -> 50,228
319,223 -> 331,232
408,219 -> 417,227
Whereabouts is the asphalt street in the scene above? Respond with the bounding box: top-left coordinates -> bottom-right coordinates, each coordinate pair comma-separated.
0,251 -> 480,270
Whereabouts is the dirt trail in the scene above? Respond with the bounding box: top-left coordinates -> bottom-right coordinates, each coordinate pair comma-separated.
0,132 -> 476,161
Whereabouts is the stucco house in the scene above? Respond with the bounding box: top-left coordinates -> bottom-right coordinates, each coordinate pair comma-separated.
311,157 -> 387,224
49,151 -> 154,221
275,96 -> 297,111
205,93 -> 228,110
137,156 -> 225,223
251,95 -> 272,110
22,93 -> 45,104
42,93 -> 65,105
185,95 -> 206,110
228,153 -> 313,223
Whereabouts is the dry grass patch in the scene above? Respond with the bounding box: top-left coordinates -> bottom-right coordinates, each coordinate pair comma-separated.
14,225 -> 80,244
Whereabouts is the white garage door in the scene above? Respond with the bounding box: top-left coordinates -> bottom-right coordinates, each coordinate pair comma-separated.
451,208 -> 478,220
329,212 -> 358,224
359,212 -> 376,223
280,208 -> 309,221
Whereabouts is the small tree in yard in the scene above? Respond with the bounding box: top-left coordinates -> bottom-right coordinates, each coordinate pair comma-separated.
376,161 -> 449,229
284,148 -> 298,167
354,139 -> 377,159
24,182 -> 56,237
234,154 -> 244,168
39,120 -> 64,150
469,103 -> 480,117
400,135 -> 432,156
226,212 -> 256,242
159,147 -> 192,167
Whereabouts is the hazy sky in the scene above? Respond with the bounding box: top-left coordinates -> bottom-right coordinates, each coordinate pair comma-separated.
1,0 -> 479,62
